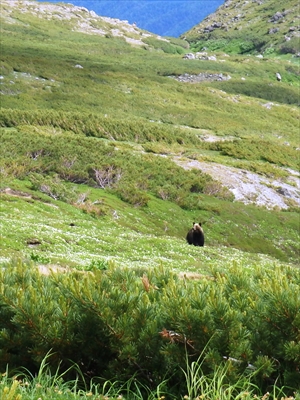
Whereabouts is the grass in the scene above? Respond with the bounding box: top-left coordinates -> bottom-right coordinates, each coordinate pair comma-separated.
1,352 -> 298,400
0,178 -> 299,269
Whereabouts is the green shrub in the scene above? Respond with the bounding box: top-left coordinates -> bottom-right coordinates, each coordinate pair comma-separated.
191,39 -> 257,54
280,37 -> 300,54
208,139 -> 299,169
207,80 -> 300,105
115,183 -> 150,207
142,37 -> 185,54
29,173 -> 79,203
1,125 -> 214,209
0,108 -> 199,145
166,37 -> 190,49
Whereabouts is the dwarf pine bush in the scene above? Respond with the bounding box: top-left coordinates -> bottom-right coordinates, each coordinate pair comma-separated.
0,261 -> 299,396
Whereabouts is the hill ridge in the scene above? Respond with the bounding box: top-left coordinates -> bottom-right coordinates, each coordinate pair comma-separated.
1,0 -> 171,47
182,0 -> 300,55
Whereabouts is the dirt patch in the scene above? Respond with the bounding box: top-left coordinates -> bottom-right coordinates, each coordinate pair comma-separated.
1,187 -> 33,199
38,264 -> 70,276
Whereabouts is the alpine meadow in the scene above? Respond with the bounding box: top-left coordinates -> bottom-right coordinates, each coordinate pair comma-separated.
0,0 -> 299,399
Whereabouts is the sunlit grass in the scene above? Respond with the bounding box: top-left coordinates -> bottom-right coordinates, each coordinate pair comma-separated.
0,181 -> 297,271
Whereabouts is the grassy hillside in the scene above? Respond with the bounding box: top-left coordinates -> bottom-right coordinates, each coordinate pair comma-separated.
0,0 -> 299,270
182,0 -> 300,56
0,1 -> 300,397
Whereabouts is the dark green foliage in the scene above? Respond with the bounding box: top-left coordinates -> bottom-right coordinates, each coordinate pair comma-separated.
191,39 -> 259,54
166,37 -> 190,49
280,37 -> 300,55
0,261 -> 299,395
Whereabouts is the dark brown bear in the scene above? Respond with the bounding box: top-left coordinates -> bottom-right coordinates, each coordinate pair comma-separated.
186,222 -> 204,246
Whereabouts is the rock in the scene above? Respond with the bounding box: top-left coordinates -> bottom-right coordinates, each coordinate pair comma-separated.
276,187 -> 291,197
173,72 -> 231,83
262,102 -> 274,109
183,53 -> 195,59
269,27 -> 279,34
173,159 -> 300,210
269,11 -> 285,22
27,238 -> 41,245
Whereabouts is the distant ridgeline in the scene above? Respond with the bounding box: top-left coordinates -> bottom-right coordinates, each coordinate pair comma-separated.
35,0 -> 224,37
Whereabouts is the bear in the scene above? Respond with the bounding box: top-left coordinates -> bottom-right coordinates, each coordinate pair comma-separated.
186,222 -> 204,246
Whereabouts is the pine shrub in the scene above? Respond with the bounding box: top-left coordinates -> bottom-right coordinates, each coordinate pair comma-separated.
0,261 -> 299,396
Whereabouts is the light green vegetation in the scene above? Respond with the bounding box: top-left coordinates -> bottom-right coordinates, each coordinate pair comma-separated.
1,354 -> 298,400
0,0 -> 299,269
1,178 -> 298,270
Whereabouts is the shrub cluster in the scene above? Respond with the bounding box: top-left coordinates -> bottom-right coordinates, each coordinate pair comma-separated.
0,261 -> 299,397
0,124 -> 212,208
0,108 -> 199,145
208,139 -> 299,169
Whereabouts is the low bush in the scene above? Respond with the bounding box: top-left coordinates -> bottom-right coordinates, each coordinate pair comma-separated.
29,173 -> 79,203
0,109 -> 200,145
208,139 -> 299,169
280,37 -> 300,55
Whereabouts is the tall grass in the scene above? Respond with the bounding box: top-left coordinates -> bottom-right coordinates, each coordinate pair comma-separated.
1,352 -> 297,400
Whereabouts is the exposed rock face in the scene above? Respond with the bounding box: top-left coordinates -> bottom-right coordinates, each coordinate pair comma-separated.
174,159 -> 300,210
173,72 -> 231,83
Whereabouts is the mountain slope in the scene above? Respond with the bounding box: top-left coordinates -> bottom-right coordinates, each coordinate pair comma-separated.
0,0 -> 299,269
37,0 -> 224,37
1,0 -> 178,47
182,0 -> 300,55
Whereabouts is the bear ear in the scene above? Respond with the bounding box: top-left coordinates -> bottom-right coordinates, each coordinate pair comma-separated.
199,222 -> 202,226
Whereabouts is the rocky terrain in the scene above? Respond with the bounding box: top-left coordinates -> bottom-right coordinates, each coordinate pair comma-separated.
182,0 -> 300,55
